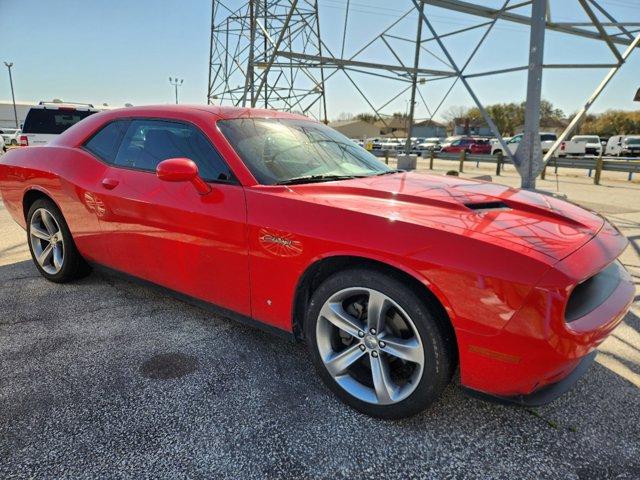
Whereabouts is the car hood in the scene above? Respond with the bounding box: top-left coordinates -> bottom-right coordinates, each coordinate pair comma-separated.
283,172 -> 604,261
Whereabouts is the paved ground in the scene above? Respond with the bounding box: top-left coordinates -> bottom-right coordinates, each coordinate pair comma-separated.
1,165 -> 639,479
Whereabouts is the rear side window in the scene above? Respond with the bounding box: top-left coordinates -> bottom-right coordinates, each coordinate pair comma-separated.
114,119 -> 233,182
22,108 -> 96,134
84,120 -> 129,163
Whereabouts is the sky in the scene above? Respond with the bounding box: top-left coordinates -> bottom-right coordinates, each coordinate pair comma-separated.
1,0 -> 639,122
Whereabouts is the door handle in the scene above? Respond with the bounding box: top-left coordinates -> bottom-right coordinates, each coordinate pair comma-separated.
101,178 -> 119,190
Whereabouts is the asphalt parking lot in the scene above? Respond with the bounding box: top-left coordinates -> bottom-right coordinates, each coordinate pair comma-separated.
1,168 -> 639,479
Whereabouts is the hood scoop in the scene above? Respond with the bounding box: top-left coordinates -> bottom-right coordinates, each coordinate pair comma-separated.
465,201 -> 509,211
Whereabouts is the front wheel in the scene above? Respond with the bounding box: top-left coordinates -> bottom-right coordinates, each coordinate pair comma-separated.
305,269 -> 455,419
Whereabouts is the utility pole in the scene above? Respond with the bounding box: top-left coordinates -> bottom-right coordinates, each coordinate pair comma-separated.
404,1 -> 423,155
169,77 -> 184,104
513,0 -> 547,190
4,62 -> 19,128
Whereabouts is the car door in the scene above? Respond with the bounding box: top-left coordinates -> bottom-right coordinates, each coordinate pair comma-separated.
96,118 -> 251,316
70,119 -> 131,265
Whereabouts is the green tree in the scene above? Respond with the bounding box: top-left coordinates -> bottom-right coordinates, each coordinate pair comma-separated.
579,110 -> 640,136
451,100 -> 564,136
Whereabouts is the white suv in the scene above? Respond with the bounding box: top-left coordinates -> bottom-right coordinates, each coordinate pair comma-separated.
20,102 -> 100,147
491,132 -> 558,156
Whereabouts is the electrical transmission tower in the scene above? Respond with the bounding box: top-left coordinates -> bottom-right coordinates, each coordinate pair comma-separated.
208,0 -> 640,189
207,0 -> 328,122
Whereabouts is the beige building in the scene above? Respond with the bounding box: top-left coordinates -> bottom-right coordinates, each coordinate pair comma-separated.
329,119 -> 380,139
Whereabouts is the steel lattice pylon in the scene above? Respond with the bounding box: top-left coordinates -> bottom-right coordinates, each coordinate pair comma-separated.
207,0 -> 328,122
208,0 -> 640,189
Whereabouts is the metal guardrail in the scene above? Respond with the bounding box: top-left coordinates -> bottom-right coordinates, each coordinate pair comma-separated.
372,149 -> 640,184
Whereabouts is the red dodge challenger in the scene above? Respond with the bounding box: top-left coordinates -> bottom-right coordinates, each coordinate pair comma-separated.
0,105 -> 633,418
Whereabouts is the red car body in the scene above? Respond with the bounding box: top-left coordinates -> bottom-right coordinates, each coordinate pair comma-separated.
441,138 -> 491,155
468,141 -> 491,154
0,105 -> 633,401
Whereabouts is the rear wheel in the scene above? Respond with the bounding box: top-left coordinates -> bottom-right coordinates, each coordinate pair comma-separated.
305,269 -> 455,419
27,199 -> 90,283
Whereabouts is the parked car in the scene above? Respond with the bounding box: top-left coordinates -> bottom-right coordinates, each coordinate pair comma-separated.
20,101 -> 100,147
415,138 -> 442,155
620,135 -> 640,157
604,135 -> 626,156
440,137 -> 475,153
410,137 -> 427,147
1,127 -> 22,146
558,135 -> 602,157
491,132 -> 558,156
379,139 -> 403,151
0,105 -> 633,419
467,139 -> 491,155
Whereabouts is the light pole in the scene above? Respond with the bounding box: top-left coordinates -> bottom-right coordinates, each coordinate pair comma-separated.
4,62 -> 19,128
169,77 -> 183,104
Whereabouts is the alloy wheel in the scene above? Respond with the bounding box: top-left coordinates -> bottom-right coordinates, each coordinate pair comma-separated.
29,208 -> 65,275
316,287 -> 425,405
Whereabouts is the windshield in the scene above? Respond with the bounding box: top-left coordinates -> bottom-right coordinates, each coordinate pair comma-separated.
218,118 -> 391,185
626,138 -> 640,145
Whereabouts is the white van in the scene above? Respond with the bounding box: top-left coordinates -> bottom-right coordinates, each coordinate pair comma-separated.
20,102 -> 100,147
605,135 -> 625,157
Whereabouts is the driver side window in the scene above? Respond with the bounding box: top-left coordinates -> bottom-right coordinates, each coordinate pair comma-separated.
113,119 -> 234,182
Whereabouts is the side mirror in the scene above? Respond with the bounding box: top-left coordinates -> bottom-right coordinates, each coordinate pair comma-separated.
156,158 -> 211,195
601,141 -> 607,146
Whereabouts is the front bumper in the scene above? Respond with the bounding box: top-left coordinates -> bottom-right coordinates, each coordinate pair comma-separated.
464,351 -> 597,407
457,221 -> 633,400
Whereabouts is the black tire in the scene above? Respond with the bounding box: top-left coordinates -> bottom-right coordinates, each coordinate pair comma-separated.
305,268 -> 455,419
26,198 -> 91,283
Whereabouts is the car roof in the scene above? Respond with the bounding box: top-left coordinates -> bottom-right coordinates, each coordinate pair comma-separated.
99,104 -> 311,121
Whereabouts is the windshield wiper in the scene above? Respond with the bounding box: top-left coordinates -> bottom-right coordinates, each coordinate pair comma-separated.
276,174 -> 358,185
373,169 -> 404,176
